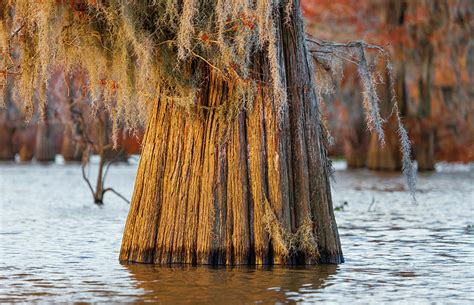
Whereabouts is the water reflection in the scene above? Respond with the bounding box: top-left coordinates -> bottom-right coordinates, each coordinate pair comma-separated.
125,264 -> 338,304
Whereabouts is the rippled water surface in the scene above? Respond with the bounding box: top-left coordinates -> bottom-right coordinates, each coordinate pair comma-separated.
1,159 -> 473,303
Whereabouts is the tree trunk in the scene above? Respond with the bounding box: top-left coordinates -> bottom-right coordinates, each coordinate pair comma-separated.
120,2 -> 343,265
14,125 -> 36,162
416,129 -> 435,171
366,117 -> 402,171
35,99 -> 56,162
0,122 -> 15,161
34,120 -> 56,162
0,80 -> 16,161
366,59 -> 406,171
344,116 -> 368,169
61,123 -> 83,162
366,113 -> 403,172
408,119 -> 435,171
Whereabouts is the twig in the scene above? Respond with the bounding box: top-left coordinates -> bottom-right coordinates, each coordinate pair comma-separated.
190,50 -> 227,79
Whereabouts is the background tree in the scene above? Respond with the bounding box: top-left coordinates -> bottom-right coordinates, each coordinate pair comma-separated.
303,0 -> 473,170
0,77 -> 16,160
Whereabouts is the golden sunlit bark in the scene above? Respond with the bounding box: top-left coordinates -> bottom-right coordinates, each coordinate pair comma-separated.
120,2 -> 343,265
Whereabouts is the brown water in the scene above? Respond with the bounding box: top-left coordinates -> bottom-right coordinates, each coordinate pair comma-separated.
0,159 -> 473,303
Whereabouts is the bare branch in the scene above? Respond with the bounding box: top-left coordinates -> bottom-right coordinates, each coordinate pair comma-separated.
103,188 -> 130,204
81,154 -> 95,197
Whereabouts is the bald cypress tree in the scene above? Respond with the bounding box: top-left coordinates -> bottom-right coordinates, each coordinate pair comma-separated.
1,0 -> 369,264
119,1 -> 344,265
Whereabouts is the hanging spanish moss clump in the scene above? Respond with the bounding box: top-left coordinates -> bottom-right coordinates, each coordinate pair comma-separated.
0,0 -> 289,138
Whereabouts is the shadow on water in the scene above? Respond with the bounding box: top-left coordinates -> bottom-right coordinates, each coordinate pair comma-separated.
124,263 -> 338,304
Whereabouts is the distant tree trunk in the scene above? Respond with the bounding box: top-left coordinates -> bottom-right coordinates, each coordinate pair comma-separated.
0,114 -> 15,161
340,67 -> 368,169
0,81 -> 16,161
34,120 -> 56,162
61,123 -> 83,162
14,125 -> 36,162
61,82 -> 83,162
413,44 -> 435,171
344,110 -> 368,169
408,119 -> 435,171
35,101 -> 56,162
120,2 -> 343,265
367,116 -> 402,171
366,67 -> 404,171
0,121 -> 14,160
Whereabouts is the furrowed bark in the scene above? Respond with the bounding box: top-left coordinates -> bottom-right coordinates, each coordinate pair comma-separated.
120,1 -> 343,265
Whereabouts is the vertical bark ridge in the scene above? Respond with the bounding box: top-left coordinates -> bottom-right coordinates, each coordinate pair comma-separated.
247,89 -> 270,264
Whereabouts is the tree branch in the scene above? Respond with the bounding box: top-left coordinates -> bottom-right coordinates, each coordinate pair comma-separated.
81,154 -> 95,197
103,187 -> 130,204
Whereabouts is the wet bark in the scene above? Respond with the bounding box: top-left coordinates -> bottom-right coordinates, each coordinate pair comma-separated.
120,2 -> 343,265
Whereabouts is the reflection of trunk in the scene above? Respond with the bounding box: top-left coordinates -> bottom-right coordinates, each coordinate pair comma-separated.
120,3 -> 342,265
125,263 -> 337,303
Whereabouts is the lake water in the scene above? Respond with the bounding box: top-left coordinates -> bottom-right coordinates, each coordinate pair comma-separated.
1,158 -> 473,303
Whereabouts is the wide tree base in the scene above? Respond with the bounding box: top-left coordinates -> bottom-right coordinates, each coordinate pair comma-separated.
120,2 -> 343,266
120,72 -> 343,265
120,96 -> 342,265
